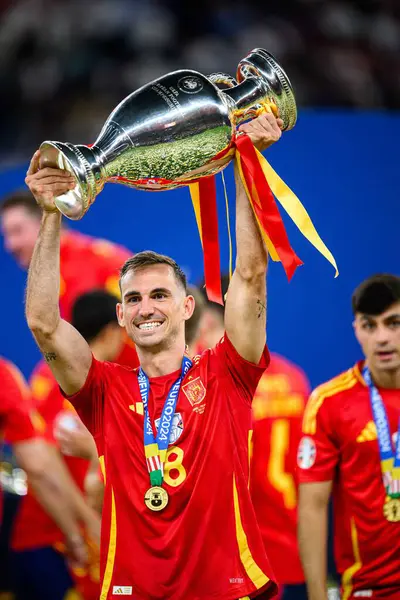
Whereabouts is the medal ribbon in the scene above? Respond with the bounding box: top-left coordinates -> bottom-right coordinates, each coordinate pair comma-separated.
363,365 -> 400,497
138,356 -> 192,487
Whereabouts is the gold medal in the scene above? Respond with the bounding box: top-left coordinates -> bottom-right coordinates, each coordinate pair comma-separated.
383,497 -> 400,522
144,486 -> 169,512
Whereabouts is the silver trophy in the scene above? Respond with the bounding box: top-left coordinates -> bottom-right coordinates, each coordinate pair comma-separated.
39,48 -> 297,220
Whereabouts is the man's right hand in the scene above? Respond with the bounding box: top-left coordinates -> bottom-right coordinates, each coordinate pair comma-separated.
25,150 -> 76,213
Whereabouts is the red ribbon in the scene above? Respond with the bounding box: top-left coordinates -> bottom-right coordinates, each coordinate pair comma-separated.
235,134 -> 303,280
197,177 -> 223,305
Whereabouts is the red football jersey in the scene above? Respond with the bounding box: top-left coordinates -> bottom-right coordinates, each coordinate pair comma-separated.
1,358 -> 36,445
11,361 -> 100,600
59,230 -> 138,369
12,361 -> 89,551
65,335 -> 278,600
0,357 -> 37,522
298,362 -> 400,599
250,354 -> 310,585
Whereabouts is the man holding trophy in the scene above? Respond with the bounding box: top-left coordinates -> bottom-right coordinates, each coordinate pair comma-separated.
23,49 -> 336,599
25,108 -> 281,600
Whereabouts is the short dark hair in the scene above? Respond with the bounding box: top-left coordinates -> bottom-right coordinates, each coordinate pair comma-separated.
71,289 -> 118,343
352,274 -> 400,316
120,250 -> 187,292
0,190 -> 42,218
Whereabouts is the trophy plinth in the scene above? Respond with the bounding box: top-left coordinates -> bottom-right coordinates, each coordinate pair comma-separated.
39,49 -> 297,220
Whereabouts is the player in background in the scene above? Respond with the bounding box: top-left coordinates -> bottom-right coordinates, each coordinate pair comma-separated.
0,190 -> 138,368
0,356 -> 97,568
196,275 -> 311,599
298,274 -> 400,600
12,289 -> 125,600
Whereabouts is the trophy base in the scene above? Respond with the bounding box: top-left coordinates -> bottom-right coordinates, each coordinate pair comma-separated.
39,142 -> 96,220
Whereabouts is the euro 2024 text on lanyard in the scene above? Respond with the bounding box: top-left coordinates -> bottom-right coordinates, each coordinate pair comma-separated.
138,356 -> 192,511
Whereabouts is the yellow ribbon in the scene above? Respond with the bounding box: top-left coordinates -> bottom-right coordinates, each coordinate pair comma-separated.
254,148 -> 339,276
189,183 -> 203,246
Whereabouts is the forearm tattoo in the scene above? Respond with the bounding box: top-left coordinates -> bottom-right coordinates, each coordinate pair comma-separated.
257,299 -> 266,319
44,351 -> 57,363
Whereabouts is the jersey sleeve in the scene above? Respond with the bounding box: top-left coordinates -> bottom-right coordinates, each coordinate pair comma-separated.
297,390 -> 340,483
0,360 -> 37,444
60,356 -> 107,442
209,334 -> 270,405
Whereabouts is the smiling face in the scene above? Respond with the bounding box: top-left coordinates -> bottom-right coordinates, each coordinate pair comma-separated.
117,264 -> 195,352
354,302 -> 400,375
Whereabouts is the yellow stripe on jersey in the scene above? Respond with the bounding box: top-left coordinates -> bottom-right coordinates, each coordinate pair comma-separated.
303,369 -> 358,435
268,420 -> 296,510
248,430 -> 253,488
341,517 -> 362,600
233,475 -> 269,590
99,456 -> 106,484
100,487 -> 117,600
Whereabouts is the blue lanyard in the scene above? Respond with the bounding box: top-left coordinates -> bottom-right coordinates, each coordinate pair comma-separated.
363,365 -> 400,498
138,356 -> 192,486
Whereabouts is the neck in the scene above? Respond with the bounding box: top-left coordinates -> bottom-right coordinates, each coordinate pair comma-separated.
137,343 -> 186,378
366,361 -> 400,389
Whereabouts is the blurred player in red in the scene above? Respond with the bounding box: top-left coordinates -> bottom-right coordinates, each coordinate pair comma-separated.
298,274 -> 400,600
24,112 -> 282,600
0,357 -> 94,573
12,289 -> 123,600
251,357 -> 310,600
0,190 -> 138,368
196,276 -> 310,599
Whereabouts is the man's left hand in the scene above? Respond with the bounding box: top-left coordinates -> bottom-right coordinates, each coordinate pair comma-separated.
237,112 -> 283,152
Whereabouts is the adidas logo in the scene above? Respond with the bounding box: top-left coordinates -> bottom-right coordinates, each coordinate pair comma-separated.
357,421 -> 377,442
112,586 -> 132,595
128,402 -> 144,415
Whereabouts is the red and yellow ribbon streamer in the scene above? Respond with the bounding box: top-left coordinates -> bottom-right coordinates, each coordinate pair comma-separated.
189,177 -> 223,305
235,133 -> 303,280
190,131 -> 338,304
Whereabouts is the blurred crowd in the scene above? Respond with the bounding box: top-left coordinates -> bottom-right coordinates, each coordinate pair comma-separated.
0,0 -> 399,165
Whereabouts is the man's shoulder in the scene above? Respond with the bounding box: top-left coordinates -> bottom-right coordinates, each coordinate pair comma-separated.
97,359 -> 138,381
267,353 -> 310,394
302,365 -> 363,435
310,364 -> 363,404
30,360 -> 57,404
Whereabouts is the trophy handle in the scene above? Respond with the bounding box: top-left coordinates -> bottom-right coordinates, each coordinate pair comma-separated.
236,48 -> 297,130
208,72 -> 273,125
208,73 -> 238,89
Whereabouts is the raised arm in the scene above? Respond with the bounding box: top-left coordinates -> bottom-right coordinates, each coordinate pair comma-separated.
224,113 -> 282,363
25,151 -> 92,395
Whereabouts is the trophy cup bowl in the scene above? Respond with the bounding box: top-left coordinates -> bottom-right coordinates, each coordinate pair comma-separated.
39,48 -> 297,220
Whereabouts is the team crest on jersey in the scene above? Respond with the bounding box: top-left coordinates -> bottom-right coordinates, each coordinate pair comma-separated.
155,412 -> 184,444
297,436 -> 316,469
182,376 -> 206,413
